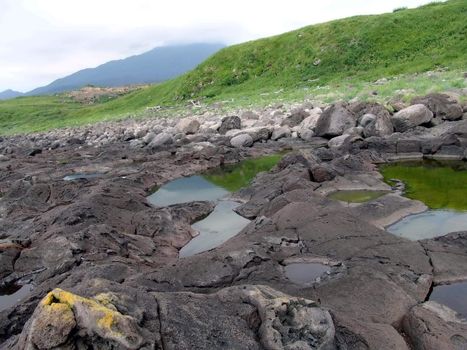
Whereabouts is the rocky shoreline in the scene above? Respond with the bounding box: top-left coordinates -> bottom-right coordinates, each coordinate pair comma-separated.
0,92 -> 466,349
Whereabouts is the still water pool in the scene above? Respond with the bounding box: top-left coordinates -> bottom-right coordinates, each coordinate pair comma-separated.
382,160 -> 467,240
147,155 -> 281,257
429,281 -> 467,320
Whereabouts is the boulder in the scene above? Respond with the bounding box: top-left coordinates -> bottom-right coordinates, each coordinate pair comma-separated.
176,118 -> 200,134
315,102 -> 356,138
240,111 -> 260,120
390,104 -> 433,132
219,116 -> 241,134
351,102 -> 394,137
271,126 -> 291,140
328,134 -> 361,151
310,164 -> 336,182
281,108 -> 310,127
412,93 -> 463,121
17,289 -> 144,349
357,111 -> 394,138
230,134 -> 254,148
298,129 -> 315,141
148,132 -> 173,148
154,285 -> 335,350
298,108 -> 322,130
403,302 -> 467,350
142,131 -> 156,144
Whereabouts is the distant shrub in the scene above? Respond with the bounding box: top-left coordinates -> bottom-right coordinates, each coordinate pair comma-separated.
393,6 -> 408,12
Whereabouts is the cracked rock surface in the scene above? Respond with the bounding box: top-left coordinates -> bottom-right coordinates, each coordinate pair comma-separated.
0,97 -> 466,349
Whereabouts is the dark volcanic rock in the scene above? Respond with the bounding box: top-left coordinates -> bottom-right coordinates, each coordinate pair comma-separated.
421,232 -> 467,284
1,99 -> 467,349
351,102 -> 394,137
281,108 -> 310,127
403,302 -> 467,350
315,102 -> 356,138
412,93 -> 463,121
219,115 -> 241,134
390,104 -> 433,132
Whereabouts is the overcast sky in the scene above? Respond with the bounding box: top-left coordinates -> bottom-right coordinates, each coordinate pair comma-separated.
1,0 -> 437,92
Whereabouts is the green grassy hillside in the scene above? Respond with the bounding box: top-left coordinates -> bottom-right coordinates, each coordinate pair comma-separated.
1,0 -> 466,135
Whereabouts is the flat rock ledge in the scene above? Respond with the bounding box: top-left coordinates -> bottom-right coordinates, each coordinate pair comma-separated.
0,91 -> 466,349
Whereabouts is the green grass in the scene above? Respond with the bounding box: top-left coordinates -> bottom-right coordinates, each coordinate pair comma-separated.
380,161 -> 467,211
1,0 -> 466,135
203,154 -> 282,192
328,190 -> 388,203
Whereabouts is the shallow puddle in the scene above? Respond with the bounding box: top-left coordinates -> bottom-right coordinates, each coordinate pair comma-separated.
381,160 -> 467,240
387,210 -> 467,240
0,283 -> 33,312
147,175 -> 229,206
179,201 -> 250,257
147,155 -> 281,256
284,263 -> 330,285
63,173 -> 103,181
328,190 -> 388,203
429,281 -> 467,320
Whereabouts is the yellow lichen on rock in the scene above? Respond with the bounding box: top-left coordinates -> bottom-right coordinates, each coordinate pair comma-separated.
32,288 -> 143,349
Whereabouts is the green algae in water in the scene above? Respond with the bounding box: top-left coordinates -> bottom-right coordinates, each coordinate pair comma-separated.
147,154 -> 283,206
380,160 -> 467,211
328,190 -> 388,203
203,154 -> 282,192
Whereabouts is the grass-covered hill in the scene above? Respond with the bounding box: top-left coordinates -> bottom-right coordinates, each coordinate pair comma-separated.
1,0 -> 466,135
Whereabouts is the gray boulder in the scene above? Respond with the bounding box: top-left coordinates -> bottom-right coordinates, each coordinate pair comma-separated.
315,102 -> 356,138
281,108 -> 310,127
412,93 -> 463,121
240,110 -> 260,120
298,129 -> 315,141
230,134 -> 254,148
363,114 -> 394,137
246,127 -> 272,142
271,126 -> 291,140
148,132 -> 173,147
298,108 -> 322,130
391,104 -> 433,132
403,301 -> 467,350
351,102 -> 394,137
219,116 -> 241,134
142,132 -> 156,144
17,288 -> 144,349
176,118 -> 200,134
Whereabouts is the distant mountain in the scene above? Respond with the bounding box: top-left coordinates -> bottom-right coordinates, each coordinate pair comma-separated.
0,89 -> 23,100
26,43 -> 225,96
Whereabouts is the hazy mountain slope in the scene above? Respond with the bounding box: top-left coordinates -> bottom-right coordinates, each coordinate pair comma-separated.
0,90 -> 24,100
26,43 -> 224,96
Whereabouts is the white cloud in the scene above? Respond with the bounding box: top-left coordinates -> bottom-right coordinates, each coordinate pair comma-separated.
0,0 -> 436,92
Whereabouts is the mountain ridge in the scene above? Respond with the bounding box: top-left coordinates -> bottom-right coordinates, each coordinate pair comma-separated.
0,89 -> 24,100
19,43 -> 224,97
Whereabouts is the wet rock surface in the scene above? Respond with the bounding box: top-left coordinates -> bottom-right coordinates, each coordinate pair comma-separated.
0,93 -> 466,349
